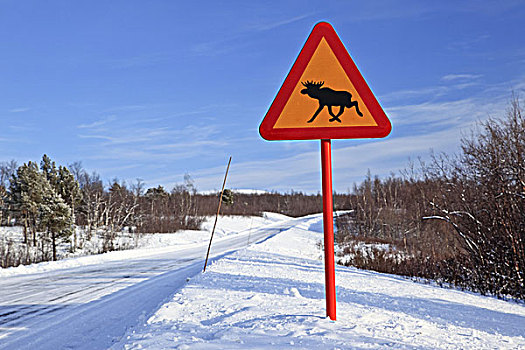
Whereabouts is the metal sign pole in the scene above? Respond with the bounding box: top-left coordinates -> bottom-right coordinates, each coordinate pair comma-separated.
320,139 -> 336,320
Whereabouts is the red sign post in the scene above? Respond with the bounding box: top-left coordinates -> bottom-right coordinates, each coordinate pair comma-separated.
259,22 -> 391,321
320,139 -> 336,319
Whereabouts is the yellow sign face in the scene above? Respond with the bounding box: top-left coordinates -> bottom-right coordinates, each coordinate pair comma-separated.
274,38 -> 378,129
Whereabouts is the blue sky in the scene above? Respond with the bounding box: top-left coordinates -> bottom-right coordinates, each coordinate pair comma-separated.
1,1 -> 524,193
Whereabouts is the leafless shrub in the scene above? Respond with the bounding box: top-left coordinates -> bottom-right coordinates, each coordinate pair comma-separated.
0,239 -> 45,268
337,98 -> 524,299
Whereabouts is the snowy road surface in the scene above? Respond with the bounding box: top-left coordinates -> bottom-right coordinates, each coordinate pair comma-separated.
0,215 -> 294,349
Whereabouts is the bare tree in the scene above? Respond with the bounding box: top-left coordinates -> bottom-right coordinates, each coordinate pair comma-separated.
424,98 -> 524,297
336,98 -> 524,299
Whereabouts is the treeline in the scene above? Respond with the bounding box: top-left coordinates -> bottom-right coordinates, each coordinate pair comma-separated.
336,99 -> 524,299
0,155 -> 351,267
0,159 -> 204,266
195,191 -> 350,217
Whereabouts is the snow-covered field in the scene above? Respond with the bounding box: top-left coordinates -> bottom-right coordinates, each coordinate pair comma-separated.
1,213 -> 524,349
0,214 -> 284,278
117,214 -> 525,350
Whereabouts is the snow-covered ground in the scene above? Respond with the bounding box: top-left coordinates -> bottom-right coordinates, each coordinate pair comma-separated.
0,213 -> 291,349
0,213 -> 285,278
116,214 -> 525,350
1,213 -> 525,349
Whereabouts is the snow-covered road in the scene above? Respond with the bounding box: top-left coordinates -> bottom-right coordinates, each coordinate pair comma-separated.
0,215 -> 296,349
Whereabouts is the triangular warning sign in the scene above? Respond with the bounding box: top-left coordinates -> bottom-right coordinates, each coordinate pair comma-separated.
260,22 -> 391,141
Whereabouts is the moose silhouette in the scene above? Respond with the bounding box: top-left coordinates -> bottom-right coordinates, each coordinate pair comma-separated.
301,81 -> 363,123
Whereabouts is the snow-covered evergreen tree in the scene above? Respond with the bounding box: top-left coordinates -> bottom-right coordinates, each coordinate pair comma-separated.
40,154 -> 59,190
39,188 -> 72,261
9,158 -> 74,260
9,161 -> 49,245
56,166 -> 82,251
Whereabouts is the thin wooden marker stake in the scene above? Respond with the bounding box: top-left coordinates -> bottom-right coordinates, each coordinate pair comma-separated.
203,156 -> 232,272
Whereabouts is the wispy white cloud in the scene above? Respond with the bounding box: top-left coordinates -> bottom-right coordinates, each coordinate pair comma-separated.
380,86 -> 449,102
8,124 -> 36,132
452,2 -> 523,16
248,14 -> 313,32
80,126 -> 170,146
90,164 -> 142,179
441,74 -> 482,82
77,134 -> 114,141
190,13 -> 312,57
447,34 -> 491,52
76,110 -> 229,166
380,75 -> 525,131
77,115 -> 117,129
386,98 -> 485,127
190,37 -> 252,57
8,107 -> 31,113
380,78 -> 482,104
340,2 -> 441,23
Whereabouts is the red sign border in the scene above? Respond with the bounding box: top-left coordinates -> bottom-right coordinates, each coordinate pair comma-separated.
259,22 -> 391,141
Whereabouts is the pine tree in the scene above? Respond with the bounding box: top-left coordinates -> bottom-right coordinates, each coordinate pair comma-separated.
56,166 -> 82,251
40,154 -> 58,189
9,161 -> 49,245
39,188 -> 72,261
39,155 -> 81,252
9,159 -> 74,260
